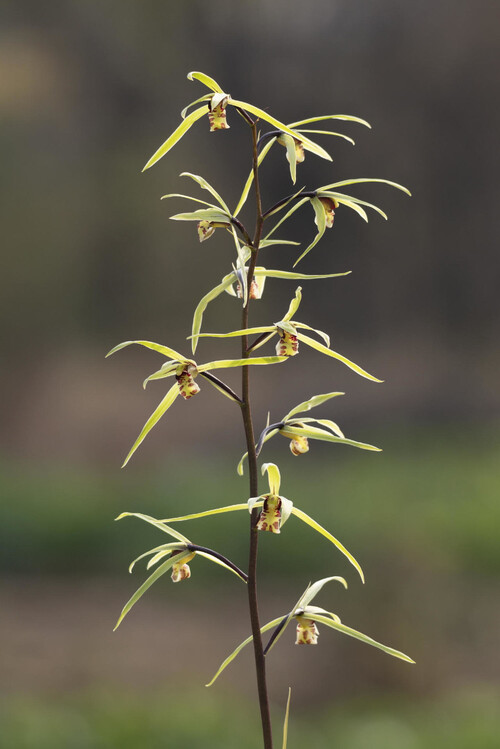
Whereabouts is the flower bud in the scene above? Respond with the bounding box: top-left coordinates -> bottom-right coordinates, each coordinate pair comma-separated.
256,495 -> 282,534
295,618 -> 319,645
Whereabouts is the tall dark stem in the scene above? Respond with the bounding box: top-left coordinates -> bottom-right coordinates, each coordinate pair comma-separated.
239,119 -> 273,749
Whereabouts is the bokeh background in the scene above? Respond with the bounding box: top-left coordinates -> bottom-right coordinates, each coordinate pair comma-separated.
2,1 -> 499,747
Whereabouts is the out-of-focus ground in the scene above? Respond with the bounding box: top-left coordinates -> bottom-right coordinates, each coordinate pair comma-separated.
1,0 -> 500,746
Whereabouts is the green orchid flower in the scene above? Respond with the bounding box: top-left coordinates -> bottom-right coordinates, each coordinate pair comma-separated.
193,286 -> 381,381
190,266 -> 352,354
106,339 -> 286,466
159,461 -> 364,582
206,576 -> 414,686
113,512 -> 247,631
143,71 -> 335,172
264,178 -> 411,266
238,391 -> 381,473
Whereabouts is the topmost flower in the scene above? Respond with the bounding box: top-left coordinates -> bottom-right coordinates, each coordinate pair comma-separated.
142,71 -> 333,171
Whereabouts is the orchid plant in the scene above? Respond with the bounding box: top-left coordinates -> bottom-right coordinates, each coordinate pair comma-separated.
110,71 -> 413,748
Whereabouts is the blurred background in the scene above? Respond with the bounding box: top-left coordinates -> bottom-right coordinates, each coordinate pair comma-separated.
1,1 -> 499,747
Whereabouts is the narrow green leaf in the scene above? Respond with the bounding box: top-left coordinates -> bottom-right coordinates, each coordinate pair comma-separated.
121,383 -> 181,467
284,392 -> 345,420
206,617 -> 284,687
282,688 -> 292,749
114,552 -> 191,630
292,508 -> 364,583
292,197 -> 326,266
143,106 -> 208,171
187,71 -> 224,93
308,614 -> 415,663
106,340 -> 186,362
296,332 -> 383,382
180,172 -> 231,213
228,100 -> 332,161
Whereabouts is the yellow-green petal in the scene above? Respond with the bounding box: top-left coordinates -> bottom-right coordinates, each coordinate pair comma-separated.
116,512 -> 190,544
321,178 -> 411,195
291,507 -> 364,583
292,197 -> 326,266
278,133 -> 298,184
128,542 -> 183,573
161,504 -> 248,523
191,275 -> 236,354
262,462 -> 281,496
187,71 -> 224,93
282,287 -> 302,322
180,172 -> 231,213
283,423 -> 381,452
284,392 -> 344,421
234,139 -> 275,217
143,106 -> 208,171
121,383 -> 181,467
295,332 -> 383,382
198,355 -> 286,372
297,576 -> 348,610
106,339 -> 186,363
307,613 -> 415,663
288,114 -> 371,129
206,617 -> 284,687
282,688 -> 291,749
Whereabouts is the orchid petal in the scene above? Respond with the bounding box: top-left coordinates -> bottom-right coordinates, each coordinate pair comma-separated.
120,383 -> 181,467
247,496 -> 264,514
320,191 -> 388,219
106,340 -> 186,363
195,550 -> 247,582
180,172 -> 231,213
335,198 -> 369,222
304,605 -> 342,624
315,418 -> 345,438
234,139 -> 275,216
279,133 -> 298,184
143,106 -> 208,171
230,225 -> 248,304
264,197 -> 309,241
237,427 -> 280,476
296,129 -> 355,145
292,197 -> 326,266
320,178 -> 411,195
116,512 -> 191,544
187,71 -> 224,93
291,507 -> 364,582
114,551 -> 192,630
295,332 -> 383,382
169,208 -> 229,222
161,504 -> 249,523
206,617 -> 284,686
306,614 -> 415,663
284,392 -> 344,420
293,322 -> 330,348
228,100 -> 332,161
288,114 -> 371,129
283,423 -> 381,452
191,275 -> 237,354
258,239 -> 301,247
180,94 -> 213,119
198,355 -> 285,372
193,326 -> 275,340
160,193 -> 218,209
280,496 -> 294,526
143,364 -> 179,388
255,270 -> 351,282
261,462 -> 281,495
297,576 -> 348,610
128,542 -> 184,573
282,287 -> 302,322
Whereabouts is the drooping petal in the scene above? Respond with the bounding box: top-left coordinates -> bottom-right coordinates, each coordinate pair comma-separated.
114,551 -> 192,630
317,196 -> 338,228
296,576 -> 348,610
288,114 -> 371,129
206,617 -> 285,687
281,423 -> 381,453
261,462 -> 281,496
295,332 -> 383,382
282,287 -> 303,322
128,542 -> 185,573
292,197 -> 327,266
191,274 -> 237,354
115,512 -> 191,544
180,172 -> 231,213
320,178 -> 411,195
161,504 -> 249,523
198,355 -> 286,372
121,383 -> 181,467
282,688 -> 292,749
233,139 -> 275,217
283,392 -> 345,421
305,613 -> 415,663
106,339 -> 187,363
276,133 -> 301,184
142,105 -> 208,171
